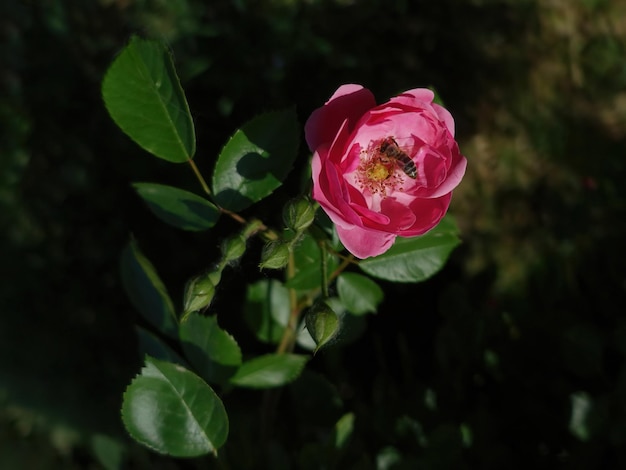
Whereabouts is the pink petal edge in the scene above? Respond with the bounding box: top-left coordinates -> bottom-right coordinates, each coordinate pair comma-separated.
428,154 -> 468,199
432,103 -> 455,136
304,84 -> 376,151
336,224 -> 396,259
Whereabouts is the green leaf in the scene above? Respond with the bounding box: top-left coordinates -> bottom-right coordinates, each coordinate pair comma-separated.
230,353 -> 308,389
90,434 -> 125,470
122,356 -> 228,457
337,272 -> 383,315
359,216 -> 461,283
102,36 -> 195,163
333,412 -> 355,449
136,327 -> 187,367
120,240 -> 177,338
325,297 -> 367,346
212,108 -> 299,211
244,279 -> 290,343
285,233 -> 338,292
179,313 -> 242,385
133,183 -> 220,231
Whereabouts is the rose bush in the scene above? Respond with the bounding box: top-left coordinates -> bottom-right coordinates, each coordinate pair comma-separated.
305,84 -> 467,259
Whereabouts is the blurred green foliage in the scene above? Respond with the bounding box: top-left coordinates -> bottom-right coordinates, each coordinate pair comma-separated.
1,0 -> 625,468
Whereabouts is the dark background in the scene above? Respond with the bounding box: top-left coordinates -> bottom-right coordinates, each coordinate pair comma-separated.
1,0 -> 625,468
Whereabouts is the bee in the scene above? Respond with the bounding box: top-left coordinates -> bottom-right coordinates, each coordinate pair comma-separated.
378,137 -> 417,179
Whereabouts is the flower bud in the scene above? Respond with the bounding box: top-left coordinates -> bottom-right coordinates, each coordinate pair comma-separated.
283,197 -> 316,232
221,235 -> 246,262
183,275 -> 215,315
259,240 -> 290,270
305,300 -> 339,353
207,267 -> 222,287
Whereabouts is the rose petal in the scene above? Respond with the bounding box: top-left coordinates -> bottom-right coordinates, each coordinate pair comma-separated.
352,111 -> 439,149
380,197 -> 416,231
432,103 -> 455,136
351,200 -> 391,226
304,85 -> 376,151
335,224 -> 396,259
313,154 -> 362,228
388,88 -> 435,108
398,194 -> 451,237
428,149 -> 467,199
317,119 -> 369,228
307,85 -> 466,260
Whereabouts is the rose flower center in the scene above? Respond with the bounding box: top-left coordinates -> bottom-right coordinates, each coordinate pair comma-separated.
355,137 -> 410,196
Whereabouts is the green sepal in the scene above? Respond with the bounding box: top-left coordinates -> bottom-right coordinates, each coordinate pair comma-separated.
259,240 -> 290,270
283,197 -> 316,232
182,274 -> 215,317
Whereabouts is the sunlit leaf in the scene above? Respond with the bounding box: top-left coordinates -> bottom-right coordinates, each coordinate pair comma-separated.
212,108 -> 299,211
102,36 -> 195,163
133,183 -> 219,231
230,354 -> 308,389
120,240 -> 177,338
359,216 -> 461,283
122,356 -> 228,457
337,272 -> 383,315
179,313 -> 242,385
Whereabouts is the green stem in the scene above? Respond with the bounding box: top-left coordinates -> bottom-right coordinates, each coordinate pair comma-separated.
187,159 -> 280,241
188,159 -> 211,196
276,248 -> 300,354
319,241 -> 329,298
329,254 -> 355,282
275,243 -> 355,353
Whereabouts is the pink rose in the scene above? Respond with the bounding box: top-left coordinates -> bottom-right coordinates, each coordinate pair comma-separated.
305,84 -> 467,259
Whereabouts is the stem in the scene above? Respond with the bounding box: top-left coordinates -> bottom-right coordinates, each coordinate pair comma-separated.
319,241 -> 329,298
275,243 -> 355,353
188,159 -> 211,196
329,254 -> 355,283
220,207 -> 248,225
187,159 -> 280,241
276,248 -> 300,354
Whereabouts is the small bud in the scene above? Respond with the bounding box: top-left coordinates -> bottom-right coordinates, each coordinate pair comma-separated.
183,275 -> 215,315
283,197 -> 316,232
305,300 -> 340,353
207,267 -> 222,287
242,219 -> 265,238
259,240 -> 290,270
221,235 -> 246,262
